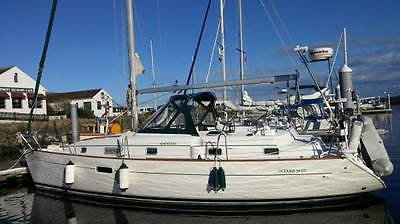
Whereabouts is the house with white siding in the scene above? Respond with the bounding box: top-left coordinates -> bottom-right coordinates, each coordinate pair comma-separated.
47,89 -> 113,118
0,66 -> 47,121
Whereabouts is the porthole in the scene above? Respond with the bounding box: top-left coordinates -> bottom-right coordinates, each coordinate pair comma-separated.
264,147 -> 279,155
146,147 -> 158,155
208,148 -> 222,155
96,166 -> 113,173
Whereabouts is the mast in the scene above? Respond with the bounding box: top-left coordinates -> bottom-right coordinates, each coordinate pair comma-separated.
220,0 -> 227,102
238,0 -> 245,105
125,0 -> 138,130
150,39 -> 157,108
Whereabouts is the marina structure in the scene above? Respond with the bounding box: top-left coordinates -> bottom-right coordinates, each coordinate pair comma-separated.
17,0 -> 394,212
360,95 -> 392,114
0,66 -> 47,122
47,88 -> 113,118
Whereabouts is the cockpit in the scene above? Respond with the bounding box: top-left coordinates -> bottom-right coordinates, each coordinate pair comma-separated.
139,92 -> 218,136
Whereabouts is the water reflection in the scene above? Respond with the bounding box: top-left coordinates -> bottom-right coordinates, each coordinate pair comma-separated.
368,106 -> 400,223
366,111 -> 393,134
27,193 -> 394,224
0,188 -> 33,224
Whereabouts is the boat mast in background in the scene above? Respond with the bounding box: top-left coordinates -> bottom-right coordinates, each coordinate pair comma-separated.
125,0 -> 138,130
219,0 -> 227,102
150,39 -> 157,108
237,0 -> 245,106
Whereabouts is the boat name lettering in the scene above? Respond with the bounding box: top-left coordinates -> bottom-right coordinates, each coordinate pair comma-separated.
160,141 -> 177,146
278,168 -> 307,173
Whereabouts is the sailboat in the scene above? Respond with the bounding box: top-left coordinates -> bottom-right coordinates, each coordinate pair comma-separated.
21,0 -> 393,211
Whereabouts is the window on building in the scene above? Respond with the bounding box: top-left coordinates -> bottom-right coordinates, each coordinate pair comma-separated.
37,100 -> 42,108
12,98 -> 22,109
28,99 -> 42,108
83,101 -> 92,111
97,101 -> 102,110
14,73 -> 18,83
0,98 -> 5,109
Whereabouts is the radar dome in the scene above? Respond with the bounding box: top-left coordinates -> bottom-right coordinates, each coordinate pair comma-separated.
309,47 -> 333,61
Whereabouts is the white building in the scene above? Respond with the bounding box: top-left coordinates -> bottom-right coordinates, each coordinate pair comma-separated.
139,106 -> 156,114
0,66 -> 47,121
47,89 -> 113,118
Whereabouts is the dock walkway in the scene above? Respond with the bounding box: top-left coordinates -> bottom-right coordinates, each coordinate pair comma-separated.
0,167 -> 29,187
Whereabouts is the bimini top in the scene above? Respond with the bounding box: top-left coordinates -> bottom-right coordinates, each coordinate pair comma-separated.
139,92 -> 218,136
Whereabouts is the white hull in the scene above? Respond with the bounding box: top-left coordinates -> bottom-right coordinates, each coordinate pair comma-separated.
31,191 -> 390,220
26,150 -> 384,204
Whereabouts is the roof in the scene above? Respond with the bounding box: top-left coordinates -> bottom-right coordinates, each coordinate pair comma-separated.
0,66 -> 15,74
47,89 -> 102,103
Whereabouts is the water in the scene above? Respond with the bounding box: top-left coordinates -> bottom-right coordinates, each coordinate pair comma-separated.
0,189 -> 395,224
370,105 -> 400,222
1,106 -> 399,223
0,155 -> 20,171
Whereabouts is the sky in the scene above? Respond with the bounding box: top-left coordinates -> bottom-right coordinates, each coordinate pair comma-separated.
1,0 -> 399,105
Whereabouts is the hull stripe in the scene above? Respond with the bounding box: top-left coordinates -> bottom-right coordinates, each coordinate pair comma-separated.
36,150 -> 342,162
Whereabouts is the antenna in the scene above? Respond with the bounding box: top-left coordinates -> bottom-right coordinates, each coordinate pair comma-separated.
220,0 -> 227,101
343,27 -> 348,65
150,39 -> 157,108
339,27 -> 354,112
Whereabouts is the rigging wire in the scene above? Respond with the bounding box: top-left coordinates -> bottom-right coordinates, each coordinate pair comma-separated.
113,0 -> 119,62
155,0 -> 165,85
205,19 -> 221,83
27,0 -> 58,133
111,97 -> 129,108
325,31 -> 343,88
258,0 -> 297,69
140,92 -> 170,105
113,0 -> 127,108
297,52 -> 334,116
132,0 -> 145,53
268,0 -> 296,47
183,0 -> 213,95
120,1 -> 127,78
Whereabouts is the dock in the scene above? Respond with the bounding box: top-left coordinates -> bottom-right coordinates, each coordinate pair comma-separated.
361,108 -> 392,114
298,129 -> 334,136
360,95 -> 392,114
0,167 -> 30,187
377,129 -> 390,135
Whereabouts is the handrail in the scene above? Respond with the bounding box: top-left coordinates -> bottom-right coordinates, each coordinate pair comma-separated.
216,132 -> 228,160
